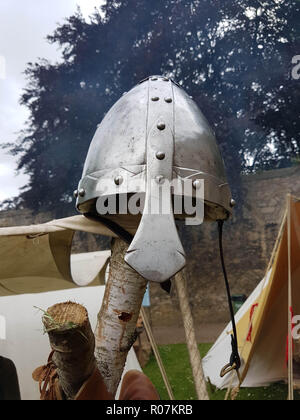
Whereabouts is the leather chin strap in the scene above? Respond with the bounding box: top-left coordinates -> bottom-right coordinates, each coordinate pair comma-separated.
85,213 -> 134,245
85,213 -> 172,294
218,220 -> 241,378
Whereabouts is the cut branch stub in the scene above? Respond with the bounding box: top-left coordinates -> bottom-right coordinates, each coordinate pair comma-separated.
42,301 -> 96,400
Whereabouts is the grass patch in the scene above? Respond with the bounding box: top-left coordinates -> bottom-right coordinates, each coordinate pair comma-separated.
143,343 -> 300,400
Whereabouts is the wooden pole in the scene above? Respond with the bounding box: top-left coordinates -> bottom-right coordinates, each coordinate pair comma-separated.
94,238 -> 148,397
42,301 -> 96,399
287,194 -> 294,401
140,306 -> 175,400
174,270 -> 209,400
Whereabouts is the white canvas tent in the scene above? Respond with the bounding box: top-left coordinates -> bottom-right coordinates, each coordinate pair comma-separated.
0,215 -> 141,400
0,214 -> 139,296
203,195 -> 300,391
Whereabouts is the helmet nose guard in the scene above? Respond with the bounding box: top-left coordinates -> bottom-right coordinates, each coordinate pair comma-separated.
75,76 -> 233,282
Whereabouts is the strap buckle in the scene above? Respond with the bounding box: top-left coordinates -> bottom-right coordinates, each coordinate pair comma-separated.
220,362 -> 237,378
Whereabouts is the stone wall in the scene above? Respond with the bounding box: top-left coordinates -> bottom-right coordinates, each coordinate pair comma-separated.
149,166 -> 300,327
1,166 -> 300,327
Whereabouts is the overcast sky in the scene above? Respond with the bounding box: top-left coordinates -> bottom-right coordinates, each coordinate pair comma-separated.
0,0 -> 103,202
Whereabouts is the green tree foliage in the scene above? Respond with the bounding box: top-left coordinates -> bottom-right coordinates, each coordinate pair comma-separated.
3,0 -> 300,215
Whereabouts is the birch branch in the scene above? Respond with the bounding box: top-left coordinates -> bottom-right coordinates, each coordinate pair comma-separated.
94,238 -> 148,397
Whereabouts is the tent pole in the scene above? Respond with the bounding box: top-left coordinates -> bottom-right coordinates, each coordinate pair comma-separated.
266,208 -> 288,273
140,306 -> 175,400
287,194 -> 294,401
174,270 -> 209,400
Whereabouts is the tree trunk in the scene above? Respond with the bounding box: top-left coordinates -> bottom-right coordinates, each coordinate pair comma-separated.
94,238 -> 148,397
42,301 -> 96,399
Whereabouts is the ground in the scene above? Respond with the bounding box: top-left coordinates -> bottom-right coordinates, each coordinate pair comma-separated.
152,323 -> 226,345
143,343 -> 300,401
141,323 -> 300,400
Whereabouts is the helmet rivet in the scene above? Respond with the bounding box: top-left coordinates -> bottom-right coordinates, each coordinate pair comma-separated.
163,77 -> 169,81
156,151 -> 165,160
164,97 -> 172,103
151,77 -> 158,81
73,190 -> 79,198
155,175 -> 165,184
230,199 -> 236,207
157,122 -> 166,131
151,96 -> 159,101
192,180 -> 201,190
78,188 -> 85,197
114,176 -> 123,186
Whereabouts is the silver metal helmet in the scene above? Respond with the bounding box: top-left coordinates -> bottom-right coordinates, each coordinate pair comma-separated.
75,76 -> 233,283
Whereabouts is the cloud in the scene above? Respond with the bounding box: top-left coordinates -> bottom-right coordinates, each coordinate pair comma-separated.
0,160 -> 28,202
0,1 -> 103,202
76,0 -> 103,20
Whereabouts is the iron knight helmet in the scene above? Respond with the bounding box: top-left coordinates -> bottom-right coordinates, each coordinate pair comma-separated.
75,76 -> 233,282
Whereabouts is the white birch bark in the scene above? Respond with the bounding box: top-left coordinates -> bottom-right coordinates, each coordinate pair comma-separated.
94,238 -> 148,397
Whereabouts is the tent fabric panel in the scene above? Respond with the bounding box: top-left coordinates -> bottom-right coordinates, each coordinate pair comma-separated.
50,215 -> 118,237
0,214 -> 139,238
49,230 -> 75,283
70,251 -> 111,287
202,274 -> 271,389
238,202 -> 293,383
0,228 -> 110,296
239,199 -> 300,384
0,234 -> 65,281
203,199 -> 300,389
51,214 -> 140,237
0,223 -> 64,237
0,250 -> 110,296
236,274 -> 273,366
244,282 -> 288,386
0,276 -> 81,296
0,216 -> 114,296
